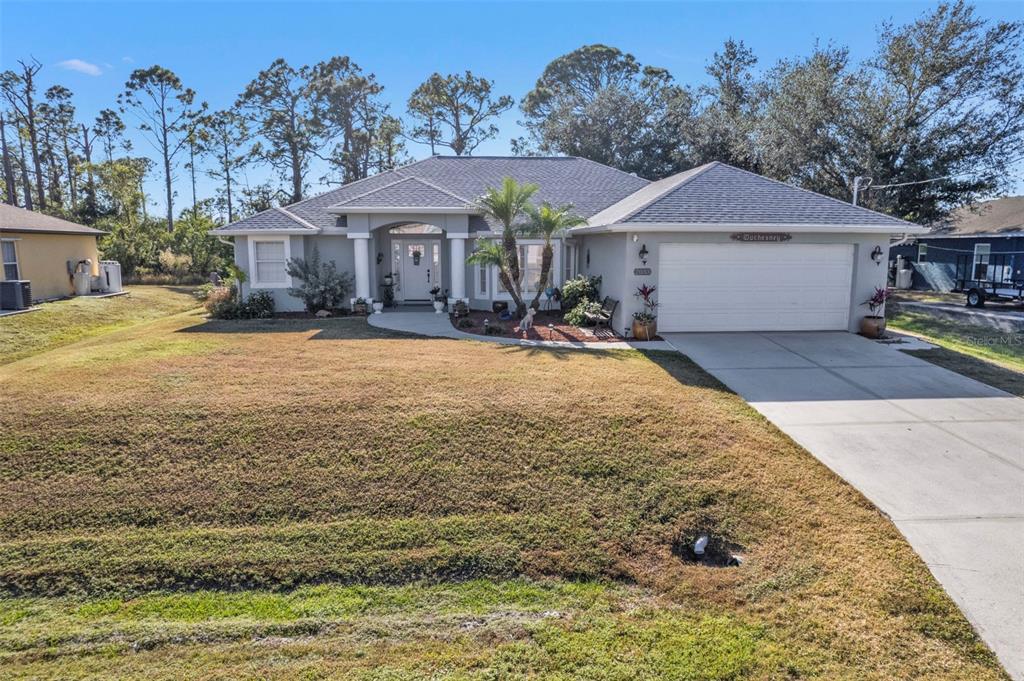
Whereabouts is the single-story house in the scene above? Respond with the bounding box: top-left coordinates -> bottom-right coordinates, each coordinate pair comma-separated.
213,156 -> 924,333
890,196 -> 1024,292
0,203 -> 106,303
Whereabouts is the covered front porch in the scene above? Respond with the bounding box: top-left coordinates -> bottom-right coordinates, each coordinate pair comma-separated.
342,211 -> 472,307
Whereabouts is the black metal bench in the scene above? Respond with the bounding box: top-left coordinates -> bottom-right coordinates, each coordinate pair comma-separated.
585,296 -> 618,329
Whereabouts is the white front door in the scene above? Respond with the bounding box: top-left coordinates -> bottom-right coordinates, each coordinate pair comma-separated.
657,242 -> 855,332
399,240 -> 440,301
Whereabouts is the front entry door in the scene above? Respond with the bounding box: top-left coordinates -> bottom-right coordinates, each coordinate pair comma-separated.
399,240 -> 440,301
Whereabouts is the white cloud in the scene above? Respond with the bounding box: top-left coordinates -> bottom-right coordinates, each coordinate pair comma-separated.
122,56 -> 134,64
56,59 -> 103,76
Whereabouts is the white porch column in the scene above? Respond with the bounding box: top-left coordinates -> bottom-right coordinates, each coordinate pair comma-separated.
449,235 -> 467,301
352,235 -> 371,300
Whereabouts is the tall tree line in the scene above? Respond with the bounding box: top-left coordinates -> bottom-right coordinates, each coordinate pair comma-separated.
517,2 -> 1024,223
1,1 -> 1021,231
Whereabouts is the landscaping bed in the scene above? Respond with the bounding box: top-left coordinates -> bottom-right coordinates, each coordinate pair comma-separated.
451,309 -> 660,342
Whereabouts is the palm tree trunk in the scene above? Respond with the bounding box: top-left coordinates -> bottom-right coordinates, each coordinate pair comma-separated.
530,243 -> 553,310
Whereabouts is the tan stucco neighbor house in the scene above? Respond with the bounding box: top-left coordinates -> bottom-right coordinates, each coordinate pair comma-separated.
0,203 -> 105,302
213,156 -> 926,334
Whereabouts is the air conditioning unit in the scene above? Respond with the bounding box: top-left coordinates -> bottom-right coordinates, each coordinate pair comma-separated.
0,280 -> 29,310
100,261 -> 122,293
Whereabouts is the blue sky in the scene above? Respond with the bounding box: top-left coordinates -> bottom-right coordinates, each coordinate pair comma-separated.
2,1 -> 1022,214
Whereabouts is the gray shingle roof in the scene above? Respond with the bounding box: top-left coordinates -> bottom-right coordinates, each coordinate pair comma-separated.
214,156 -> 649,233
0,203 -> 106,235
594,162 -> 913,227
334,176 -> 472,208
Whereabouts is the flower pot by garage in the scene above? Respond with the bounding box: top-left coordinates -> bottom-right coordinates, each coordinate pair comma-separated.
372,301 -> 384,314
433,300 -> 445,314
383,274 -> 393,286
353,303 -> 368,316
632,319 -> 657,341
860,315 -> 886,339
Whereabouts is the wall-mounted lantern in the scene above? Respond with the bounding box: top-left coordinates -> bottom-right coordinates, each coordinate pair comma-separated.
639,244 -> 649,265
376,252 -> 384,265
870,246 -> 884,265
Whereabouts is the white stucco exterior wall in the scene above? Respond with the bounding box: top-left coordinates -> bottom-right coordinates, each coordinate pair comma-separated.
581,230 -> 891,334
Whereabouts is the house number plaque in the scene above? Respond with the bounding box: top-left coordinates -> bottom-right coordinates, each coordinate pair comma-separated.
633,267 -> 652,276
730,232 -> 792,242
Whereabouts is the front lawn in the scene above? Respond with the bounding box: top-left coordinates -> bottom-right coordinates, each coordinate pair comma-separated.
0,285 -> 200,365
0,312 -> 1005,678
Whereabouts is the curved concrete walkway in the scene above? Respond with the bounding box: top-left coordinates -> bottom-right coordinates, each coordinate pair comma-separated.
367,310 -> 672,351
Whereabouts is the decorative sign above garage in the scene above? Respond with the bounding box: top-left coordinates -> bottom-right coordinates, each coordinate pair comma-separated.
730,232 -> 792,243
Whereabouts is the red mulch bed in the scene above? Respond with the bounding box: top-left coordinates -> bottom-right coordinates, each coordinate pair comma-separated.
451,310 -> 628,343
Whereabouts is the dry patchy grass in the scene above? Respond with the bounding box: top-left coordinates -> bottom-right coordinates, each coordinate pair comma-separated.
0,313 -> 1006,679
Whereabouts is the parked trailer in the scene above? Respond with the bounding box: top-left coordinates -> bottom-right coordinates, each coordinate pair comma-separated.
954,253 -> 1024,307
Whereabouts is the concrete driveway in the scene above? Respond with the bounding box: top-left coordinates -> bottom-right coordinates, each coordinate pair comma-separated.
664,331 -> 1024,679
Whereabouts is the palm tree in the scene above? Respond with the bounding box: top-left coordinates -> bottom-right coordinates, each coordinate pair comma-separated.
474,177 -> 538,316
521,202 -> 586,310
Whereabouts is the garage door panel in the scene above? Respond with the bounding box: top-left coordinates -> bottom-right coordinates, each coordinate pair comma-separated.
658,243 -> 854,332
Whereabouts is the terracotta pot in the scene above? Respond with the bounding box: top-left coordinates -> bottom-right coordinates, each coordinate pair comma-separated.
632,319 -> 657,341
860,315 -> 886,339
353,303 -> 368,316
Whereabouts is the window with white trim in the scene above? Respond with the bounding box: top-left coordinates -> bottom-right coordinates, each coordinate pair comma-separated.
251,239 -> 289,287
916,243 -> 927,263
563,244 -> 576,282
475,263 -> 488,297
1,240 -> 18,280
973,243 -> 991,279
520,244 -> 544,293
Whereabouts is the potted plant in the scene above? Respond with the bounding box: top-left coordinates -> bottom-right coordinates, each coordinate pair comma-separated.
353,297 -> 369,315
430,285 -> 445,313
383,273 -> 394,286
632,284 -> 658,340
371,300 -> 384,314
860,287 -> 891,338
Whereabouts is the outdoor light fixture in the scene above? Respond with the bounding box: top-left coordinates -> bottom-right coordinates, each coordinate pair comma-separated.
870,246 -> 884,264
632,233 -> 639,243
639,244 -> 649,264
376,252 -> 384,265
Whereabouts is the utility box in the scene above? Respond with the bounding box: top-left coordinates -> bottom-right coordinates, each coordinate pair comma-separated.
100,261 -> 122,293
73,271 -> 91,296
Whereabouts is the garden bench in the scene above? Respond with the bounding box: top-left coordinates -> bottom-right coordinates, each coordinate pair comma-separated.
585,297 -> 618,329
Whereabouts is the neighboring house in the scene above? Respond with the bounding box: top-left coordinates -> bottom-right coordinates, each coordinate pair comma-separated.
890,196 -> 1024,292
0,204 -> 106,302
213,156 -> 923,333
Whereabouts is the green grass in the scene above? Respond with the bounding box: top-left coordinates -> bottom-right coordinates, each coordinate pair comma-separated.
0,311 -> 1007,679
887,308 -> 1024,395
1,581 -> 795,679
0,285 -> 200,365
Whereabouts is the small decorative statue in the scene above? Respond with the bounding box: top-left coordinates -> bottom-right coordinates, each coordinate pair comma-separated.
518,307 -> 537,332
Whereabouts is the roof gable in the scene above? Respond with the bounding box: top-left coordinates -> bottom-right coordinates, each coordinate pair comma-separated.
332,176 -> 472,209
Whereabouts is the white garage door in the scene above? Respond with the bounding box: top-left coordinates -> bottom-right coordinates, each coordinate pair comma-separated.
658,243 -> 854,332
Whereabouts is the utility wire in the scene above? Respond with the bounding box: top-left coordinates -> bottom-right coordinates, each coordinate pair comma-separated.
865,155 -> 1024,191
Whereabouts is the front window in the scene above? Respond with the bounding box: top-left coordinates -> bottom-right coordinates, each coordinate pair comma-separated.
1,240 -> 18,280
916,243 -> 927,263
519,244 -> 543,293
252,239 -> 288,286
973,243 -> 991,279
563,244 -> 576,282
476,264 -> 488,297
